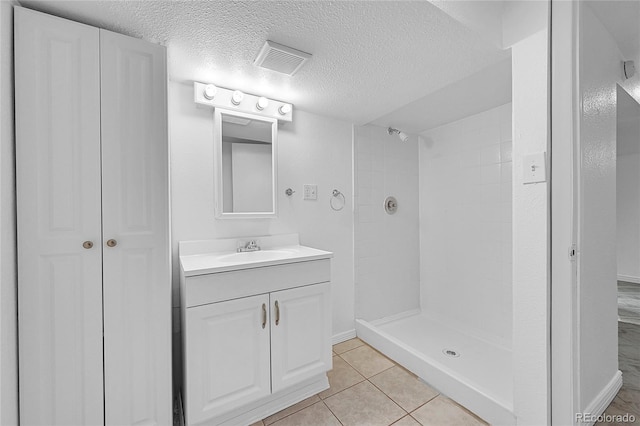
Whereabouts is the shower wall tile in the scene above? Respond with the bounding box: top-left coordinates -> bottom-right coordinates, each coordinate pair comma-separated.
354,124 -> 420,321
481,143 -> 502,164
501,141 -> 513,163
419,103 -> 513,349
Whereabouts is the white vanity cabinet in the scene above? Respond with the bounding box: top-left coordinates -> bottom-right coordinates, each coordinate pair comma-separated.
180,236 -> 332,426
185,294 -> 272,424
15,7 -> 171,425
270,284 -> 332,393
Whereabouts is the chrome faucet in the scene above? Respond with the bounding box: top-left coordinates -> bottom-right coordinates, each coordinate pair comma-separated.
237,240 -> 260,253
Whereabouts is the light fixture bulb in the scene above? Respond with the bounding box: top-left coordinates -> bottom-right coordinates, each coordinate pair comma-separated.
231,90 -> 244,105
278,104 -> 292,115
256,97 -> 269,110
203,84 -> 217,100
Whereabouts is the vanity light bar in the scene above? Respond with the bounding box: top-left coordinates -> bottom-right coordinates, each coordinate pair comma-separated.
193,81 -> 293,122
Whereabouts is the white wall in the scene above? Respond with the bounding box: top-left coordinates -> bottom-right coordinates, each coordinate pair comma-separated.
511,28 -> 550,425
0,1 -> 19,424
616,86 -> 640,282
419,103 -> 512,348
353,125 -> 420,321
169,80 -> 355,338
575,3 -> 622,412
502,0 -> 548,49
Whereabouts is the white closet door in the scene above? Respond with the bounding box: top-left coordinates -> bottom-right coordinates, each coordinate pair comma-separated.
15,7 -> 104,426
99,29 -> 172,425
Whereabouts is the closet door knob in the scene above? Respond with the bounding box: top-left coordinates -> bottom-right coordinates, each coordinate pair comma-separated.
82,241 -> 94,249
106,239 -> 117,248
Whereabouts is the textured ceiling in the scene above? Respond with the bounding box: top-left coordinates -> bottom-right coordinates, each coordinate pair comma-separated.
21,0 -> 509,125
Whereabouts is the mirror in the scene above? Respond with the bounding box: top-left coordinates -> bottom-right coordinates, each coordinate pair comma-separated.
214,108 -> 278,218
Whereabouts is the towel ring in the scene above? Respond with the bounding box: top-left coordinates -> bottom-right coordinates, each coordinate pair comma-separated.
330,189 -> 345,211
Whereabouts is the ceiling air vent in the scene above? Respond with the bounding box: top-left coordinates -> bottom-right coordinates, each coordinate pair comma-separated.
254,41 -> 311,76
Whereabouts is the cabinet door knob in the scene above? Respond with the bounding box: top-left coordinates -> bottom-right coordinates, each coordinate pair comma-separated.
261,303 -> 267,329
82,241 -> 94,249
106,239 -> 117,247
275,300 -> 280,326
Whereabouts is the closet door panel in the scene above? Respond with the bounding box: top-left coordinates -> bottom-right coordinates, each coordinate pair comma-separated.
99,29 -> 171,425
14,7 -> 104,426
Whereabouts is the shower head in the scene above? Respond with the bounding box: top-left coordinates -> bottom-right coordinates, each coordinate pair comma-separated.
387,127 -> 409,142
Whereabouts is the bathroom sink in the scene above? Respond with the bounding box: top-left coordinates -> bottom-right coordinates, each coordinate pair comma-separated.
179,236 -> 333,276
215,249 -> 298,263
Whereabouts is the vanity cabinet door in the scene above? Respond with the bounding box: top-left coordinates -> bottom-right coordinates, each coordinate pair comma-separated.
185,294 -> 271,424
270,283 -> 332,393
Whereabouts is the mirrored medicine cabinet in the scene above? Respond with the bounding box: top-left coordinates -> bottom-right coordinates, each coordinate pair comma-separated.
214,108 -> 278,218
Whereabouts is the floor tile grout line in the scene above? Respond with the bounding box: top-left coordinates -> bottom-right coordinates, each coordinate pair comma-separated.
341,362 -> 395,383
366,376 -> 410,416
409,414 -> 424,425
332,338 -> 366,355
319,375 -> 367,401
337,343 -> 401,375
406,393 -> 441,416
336,351 -> 396,380
365,364 -> 396,380
265,399 -> 327,426
368,366 -> 390,380
320,400 -> 345,426
322,380 -> 405,426
333,343 -> 366,358
390,414 -> 424,426
262,396 -> 322,426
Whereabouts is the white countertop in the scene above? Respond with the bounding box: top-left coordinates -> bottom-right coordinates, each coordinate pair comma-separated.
180,244 -> 333,276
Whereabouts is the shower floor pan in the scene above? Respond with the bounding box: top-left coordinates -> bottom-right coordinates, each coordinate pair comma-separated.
356,311 -> 515,425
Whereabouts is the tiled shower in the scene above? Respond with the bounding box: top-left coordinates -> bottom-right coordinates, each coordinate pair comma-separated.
353,103 -> 514,424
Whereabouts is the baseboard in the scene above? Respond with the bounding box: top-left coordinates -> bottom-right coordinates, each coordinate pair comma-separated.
617,274 -> 640,284
619,317 -> 640,326
213,375 -> 329,426
332,329 -> 356,345
580,370 -> 622,425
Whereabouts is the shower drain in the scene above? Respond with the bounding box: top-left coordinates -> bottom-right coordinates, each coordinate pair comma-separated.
442,349 -> 460,358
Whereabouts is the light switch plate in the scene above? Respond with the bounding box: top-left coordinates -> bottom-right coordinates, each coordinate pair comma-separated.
303,184 -> 317,200
523,152 -> 547,184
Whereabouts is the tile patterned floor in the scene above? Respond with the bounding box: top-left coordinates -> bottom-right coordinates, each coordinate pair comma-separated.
252,338 -> 487,426
598,322 -> 640,425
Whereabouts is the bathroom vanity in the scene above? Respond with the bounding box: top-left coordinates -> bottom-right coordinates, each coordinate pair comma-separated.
179,234 -> 333,425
